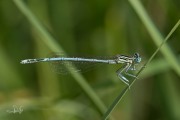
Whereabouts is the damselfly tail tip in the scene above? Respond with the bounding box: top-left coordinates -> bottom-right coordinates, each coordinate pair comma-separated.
20,60 -> 29,64
20,59 -> 36,64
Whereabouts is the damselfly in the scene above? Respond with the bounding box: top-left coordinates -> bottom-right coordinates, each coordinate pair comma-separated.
20,53 -> 141,86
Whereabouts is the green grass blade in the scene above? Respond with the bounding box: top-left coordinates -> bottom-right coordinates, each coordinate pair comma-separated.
102,86 -> 129,120
141,19 -> 180,68
13,0 -> 107,114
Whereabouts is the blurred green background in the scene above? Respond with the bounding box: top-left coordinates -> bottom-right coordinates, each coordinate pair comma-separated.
0,0 -> 179,120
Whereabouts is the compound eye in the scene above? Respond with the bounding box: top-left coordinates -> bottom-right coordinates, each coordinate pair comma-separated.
134,53 -> 141,63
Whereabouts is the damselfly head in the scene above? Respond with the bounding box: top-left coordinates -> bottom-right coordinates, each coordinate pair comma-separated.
134,53 -> 141,63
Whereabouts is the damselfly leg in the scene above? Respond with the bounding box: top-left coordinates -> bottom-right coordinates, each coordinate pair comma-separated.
116,63 -> 138,86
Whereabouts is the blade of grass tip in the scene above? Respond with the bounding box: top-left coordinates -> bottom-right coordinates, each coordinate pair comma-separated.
129,0 -> 180,76
13,0 -> 107,114
102,19 -> 180,120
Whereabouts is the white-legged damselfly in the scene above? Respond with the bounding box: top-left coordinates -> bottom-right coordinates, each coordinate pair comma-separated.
20,53 -> 141,86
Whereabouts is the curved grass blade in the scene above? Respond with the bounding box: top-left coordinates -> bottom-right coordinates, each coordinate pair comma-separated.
13,0 -> 107,115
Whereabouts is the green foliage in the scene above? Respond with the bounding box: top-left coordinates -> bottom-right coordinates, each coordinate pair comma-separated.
0,0 -> 179,120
